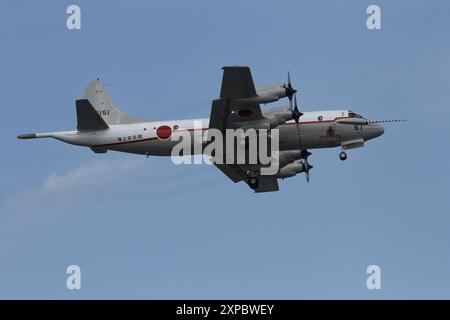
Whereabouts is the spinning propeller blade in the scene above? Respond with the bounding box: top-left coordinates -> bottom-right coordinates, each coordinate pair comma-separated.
300,150 -> 313,183
284,71 -> 297,110
284,72 -> 303,123
292,93 -> 303,123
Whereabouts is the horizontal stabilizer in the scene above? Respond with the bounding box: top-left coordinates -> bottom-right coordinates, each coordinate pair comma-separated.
76,99 -> 109,131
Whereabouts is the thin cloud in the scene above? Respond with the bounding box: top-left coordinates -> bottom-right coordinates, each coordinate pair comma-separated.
2,155 -> 224,214
5,158 -> 145,210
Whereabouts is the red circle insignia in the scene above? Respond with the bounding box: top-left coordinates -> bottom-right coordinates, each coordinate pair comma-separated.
237,109 -> 254,118
156,125 -> 172,140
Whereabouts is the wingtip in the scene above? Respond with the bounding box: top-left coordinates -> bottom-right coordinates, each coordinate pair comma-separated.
222,66 -> 250,70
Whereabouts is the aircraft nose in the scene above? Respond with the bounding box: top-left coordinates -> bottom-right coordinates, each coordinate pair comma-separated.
364,123 -> 384,140
374,123 -> 384,137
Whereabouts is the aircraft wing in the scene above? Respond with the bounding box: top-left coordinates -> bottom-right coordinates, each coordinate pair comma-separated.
214,163 -> 279,193
208,66 -> 278,193
209,67 -> 266,132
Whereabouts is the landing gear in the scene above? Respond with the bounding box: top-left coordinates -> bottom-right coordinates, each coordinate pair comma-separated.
248,177 -> 259,190
339,151 -> 347,161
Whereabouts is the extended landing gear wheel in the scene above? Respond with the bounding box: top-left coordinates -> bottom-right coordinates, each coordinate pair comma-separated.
248,177 -> 259,190
339,151 -> 347,161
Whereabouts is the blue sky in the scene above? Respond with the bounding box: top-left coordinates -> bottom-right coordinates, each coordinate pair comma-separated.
1,0 -> 449,299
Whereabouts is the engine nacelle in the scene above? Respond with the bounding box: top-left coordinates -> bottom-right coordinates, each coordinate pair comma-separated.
275,161 -> 305,179
256,84 -> 287,100
234,84 -> 288,106
262,106 -> 293,128
278,150 -> 301,168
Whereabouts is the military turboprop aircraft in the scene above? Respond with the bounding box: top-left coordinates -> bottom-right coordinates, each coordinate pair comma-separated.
18,66 -> 390,192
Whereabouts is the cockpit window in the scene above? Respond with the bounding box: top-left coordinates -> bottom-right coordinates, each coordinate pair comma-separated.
348,111 -> 365,119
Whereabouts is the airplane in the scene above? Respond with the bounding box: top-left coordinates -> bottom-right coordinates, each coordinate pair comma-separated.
18,66 -> 392,193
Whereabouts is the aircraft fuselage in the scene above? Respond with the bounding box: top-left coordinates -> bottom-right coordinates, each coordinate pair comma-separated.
37,110 -> 384,156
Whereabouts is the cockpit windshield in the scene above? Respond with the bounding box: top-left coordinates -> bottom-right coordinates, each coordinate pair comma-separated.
348,111 -> 365,119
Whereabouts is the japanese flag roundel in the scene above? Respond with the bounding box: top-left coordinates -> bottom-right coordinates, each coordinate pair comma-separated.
156,125 -> 172,140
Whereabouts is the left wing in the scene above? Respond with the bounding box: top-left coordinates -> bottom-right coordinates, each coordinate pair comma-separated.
209,67 -> 267,132
208,66 -> 278,193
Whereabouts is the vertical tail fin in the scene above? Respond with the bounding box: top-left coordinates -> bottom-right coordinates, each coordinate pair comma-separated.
84,80 -> 151,125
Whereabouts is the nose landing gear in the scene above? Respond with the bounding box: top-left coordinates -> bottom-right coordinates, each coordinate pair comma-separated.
339,151 -> 347,161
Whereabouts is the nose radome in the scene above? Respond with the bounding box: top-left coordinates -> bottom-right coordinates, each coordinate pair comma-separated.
377,124 -> 385,137
365,123 -> 384,140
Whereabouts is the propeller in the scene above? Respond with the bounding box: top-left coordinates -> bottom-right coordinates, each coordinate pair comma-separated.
284,71 -> 297,109
283,72 -> 303,123
284,72 -> 310,182
292,93 -> 303,123
300,150 -> 312,183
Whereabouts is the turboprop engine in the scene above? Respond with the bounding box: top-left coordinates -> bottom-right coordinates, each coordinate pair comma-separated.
256,84 -> 288,101
278,150 -> 301,168
274,150 -> 313,180
262,106 -> 293,128
234,74 -> 297,106
275,161 -> 305,179
233,84 -> 287,105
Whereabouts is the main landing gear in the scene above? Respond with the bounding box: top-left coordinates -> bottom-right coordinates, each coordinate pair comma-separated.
339,151 -> 347,161
248,177 -> 259,190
